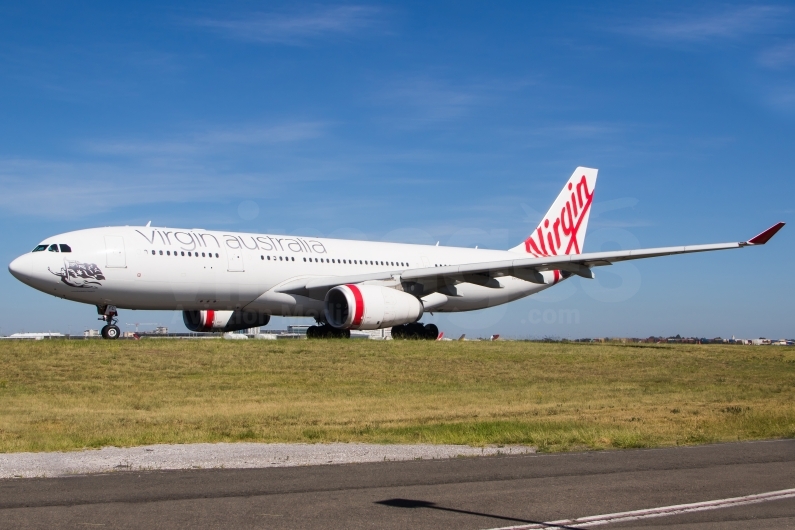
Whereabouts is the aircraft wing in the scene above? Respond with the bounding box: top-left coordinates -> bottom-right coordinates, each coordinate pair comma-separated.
276,222 -> 784,300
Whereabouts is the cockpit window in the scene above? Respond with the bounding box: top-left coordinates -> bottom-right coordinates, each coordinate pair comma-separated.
59,244 -> 72,253
32,244 -> 48,252
48,244 -> 59,252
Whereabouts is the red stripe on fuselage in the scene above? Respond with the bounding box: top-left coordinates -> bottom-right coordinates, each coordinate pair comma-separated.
346,284 -> 364,327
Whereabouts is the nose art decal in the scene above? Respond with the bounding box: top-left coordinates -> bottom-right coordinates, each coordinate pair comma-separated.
49,260 -> 106,289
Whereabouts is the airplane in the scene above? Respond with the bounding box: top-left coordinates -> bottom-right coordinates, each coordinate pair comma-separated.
7,167 -> 785,340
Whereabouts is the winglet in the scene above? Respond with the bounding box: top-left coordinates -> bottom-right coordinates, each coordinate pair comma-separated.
746,222 -> 785,245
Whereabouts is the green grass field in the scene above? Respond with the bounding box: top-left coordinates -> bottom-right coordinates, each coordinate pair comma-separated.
0,339 -> 793,453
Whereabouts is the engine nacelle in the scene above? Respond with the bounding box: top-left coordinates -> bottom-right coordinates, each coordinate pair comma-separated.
183,310 -> 270,333
325,284 -> 423,330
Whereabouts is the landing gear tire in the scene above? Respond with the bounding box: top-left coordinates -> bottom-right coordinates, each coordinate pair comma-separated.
307,325 -> 350,339
391,325 -> 405,340
101,325 -> 120,340
391,323 -> 439,340
98,305 -> 120,340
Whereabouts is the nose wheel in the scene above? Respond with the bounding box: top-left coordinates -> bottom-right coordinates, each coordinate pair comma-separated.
98,305 -> 121,340
101,324 -> 121,339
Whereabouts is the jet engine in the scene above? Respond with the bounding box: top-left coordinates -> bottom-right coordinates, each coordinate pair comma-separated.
183,310 -> 270,333
325,284 -> 423,330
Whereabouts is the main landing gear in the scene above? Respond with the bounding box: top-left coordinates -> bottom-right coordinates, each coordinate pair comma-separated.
98,305 -> 120,340
391,323 -> 439,340
306,325 -> 351,339
305,322 -> 439,340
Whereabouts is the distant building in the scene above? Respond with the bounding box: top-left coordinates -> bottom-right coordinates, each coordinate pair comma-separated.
235,327 -> 263,336
5,332 -> 64,340
287,325 -> 310,335
84,329 -> 100,337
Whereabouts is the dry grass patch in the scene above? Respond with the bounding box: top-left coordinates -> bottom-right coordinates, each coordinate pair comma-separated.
0,339 -> 793,453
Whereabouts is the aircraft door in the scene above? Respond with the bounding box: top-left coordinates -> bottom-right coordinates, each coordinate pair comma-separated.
104,236 -> 126,268
227,248 -> 244,272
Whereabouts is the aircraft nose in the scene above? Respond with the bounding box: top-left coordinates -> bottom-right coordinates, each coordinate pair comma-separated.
8,254 -> 33,283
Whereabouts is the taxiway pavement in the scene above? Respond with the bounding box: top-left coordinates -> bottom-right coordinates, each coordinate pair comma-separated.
1,439 -> 793,529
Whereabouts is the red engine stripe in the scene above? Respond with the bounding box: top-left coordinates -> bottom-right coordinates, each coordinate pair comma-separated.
346,284 -> 364,327
203,309 -> 215,332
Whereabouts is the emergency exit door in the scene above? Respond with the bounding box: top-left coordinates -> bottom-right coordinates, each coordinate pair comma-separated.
104,236 -> 126,268
227,248 -> 244,272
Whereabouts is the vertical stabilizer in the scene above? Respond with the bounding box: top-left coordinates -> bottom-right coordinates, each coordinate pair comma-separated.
510,167 -> 598,256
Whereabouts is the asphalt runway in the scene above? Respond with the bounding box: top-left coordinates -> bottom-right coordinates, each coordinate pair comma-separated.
1,439 -> 793,529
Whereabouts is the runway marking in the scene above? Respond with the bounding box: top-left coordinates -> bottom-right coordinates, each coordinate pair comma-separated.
483,487 -> 795,529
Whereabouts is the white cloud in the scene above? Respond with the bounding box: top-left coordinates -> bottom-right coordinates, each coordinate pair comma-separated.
84,122 -> 326,157
766,86 -> 795,110
530,123 -> 624,138
194,6 -> 384,45
380,78 -> 480,121
375,76 -> 535,126
0,122 -> 333,217
623,5 -> 788,43
758,42 -> 795,69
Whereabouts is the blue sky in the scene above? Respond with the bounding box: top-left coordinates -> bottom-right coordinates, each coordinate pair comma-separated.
1,1 -> 793,338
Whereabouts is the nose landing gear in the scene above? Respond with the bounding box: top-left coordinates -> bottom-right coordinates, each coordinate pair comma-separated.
98,305 -> 121,340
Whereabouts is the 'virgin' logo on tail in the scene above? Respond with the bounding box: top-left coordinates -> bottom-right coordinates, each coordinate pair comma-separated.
524,175 -> 593,257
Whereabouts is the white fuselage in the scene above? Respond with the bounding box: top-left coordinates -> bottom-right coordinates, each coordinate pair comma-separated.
9,226 -> 557,322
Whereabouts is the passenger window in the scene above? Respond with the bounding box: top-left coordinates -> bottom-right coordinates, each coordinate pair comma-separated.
59,244 -> 72,253
279,256 -> 283,261
291,257 -> 295,261
202,253 -> 206,257
303,257 -> 306,262
181,251 -> 185,256
48,244 -> 59,252
167,250 -> 171,256
159,250 -> 163,255
33,244 -> 48,252
151,250 -> 155,255
215,253 -> 219,258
